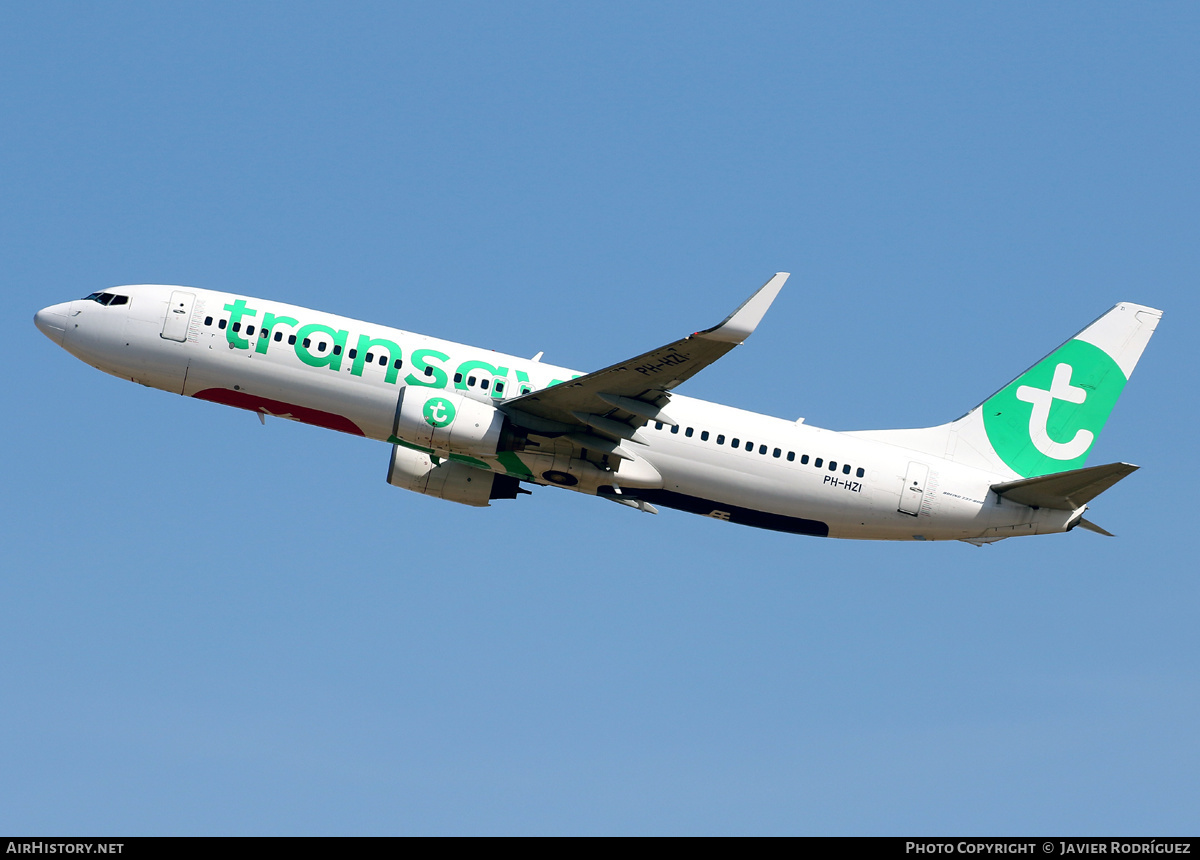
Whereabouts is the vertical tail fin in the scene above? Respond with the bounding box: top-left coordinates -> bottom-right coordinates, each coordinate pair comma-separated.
975,302 -> 1161,477
846,302 -> 1162,478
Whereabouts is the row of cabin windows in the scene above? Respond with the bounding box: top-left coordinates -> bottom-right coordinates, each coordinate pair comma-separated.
452,372 -> 505,394
652,421 -> 866,478
202,316 -> 402,369
200,316 -> 533,393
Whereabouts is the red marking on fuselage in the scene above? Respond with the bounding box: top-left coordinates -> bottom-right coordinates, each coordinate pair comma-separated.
193,388 -> 365,436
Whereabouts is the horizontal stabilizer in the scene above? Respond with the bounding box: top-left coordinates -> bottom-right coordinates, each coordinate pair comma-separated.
1077,518 -> 1115,537
991,461 -> 1138,510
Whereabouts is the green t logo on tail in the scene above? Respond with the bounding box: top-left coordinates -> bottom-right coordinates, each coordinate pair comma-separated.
982,339 -> 1126,478
423,396 -> 456,428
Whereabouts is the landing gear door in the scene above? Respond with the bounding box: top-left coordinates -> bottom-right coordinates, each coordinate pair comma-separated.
161,290 -> 196,342
898,462 -> 929,516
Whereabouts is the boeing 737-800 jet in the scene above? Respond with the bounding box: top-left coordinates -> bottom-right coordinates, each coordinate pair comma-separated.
34,275 -> 1161,543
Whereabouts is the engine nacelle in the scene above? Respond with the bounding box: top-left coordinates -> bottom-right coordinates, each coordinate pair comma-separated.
386,444 -> 525,507
393,388 -> 509,457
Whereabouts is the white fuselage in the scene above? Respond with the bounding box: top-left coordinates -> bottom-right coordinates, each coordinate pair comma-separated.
35,284 -> 1076,542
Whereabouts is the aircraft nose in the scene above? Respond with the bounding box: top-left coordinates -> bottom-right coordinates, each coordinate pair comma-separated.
34,302 -> 71,345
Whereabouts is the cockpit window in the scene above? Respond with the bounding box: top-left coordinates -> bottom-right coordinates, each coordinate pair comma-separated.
82,292 -> 129,307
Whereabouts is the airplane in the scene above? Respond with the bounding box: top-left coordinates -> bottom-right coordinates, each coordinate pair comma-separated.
33,275 -> 1161,544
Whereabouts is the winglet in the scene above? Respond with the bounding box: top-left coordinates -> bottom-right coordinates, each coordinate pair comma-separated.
696,272 -> 789,344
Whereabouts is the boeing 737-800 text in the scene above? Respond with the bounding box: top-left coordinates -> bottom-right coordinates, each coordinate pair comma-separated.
34,275 -> 1161,543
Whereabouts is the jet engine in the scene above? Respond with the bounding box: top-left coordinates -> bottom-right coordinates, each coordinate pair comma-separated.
387,444 -> 526,507
392,388 -> 520,458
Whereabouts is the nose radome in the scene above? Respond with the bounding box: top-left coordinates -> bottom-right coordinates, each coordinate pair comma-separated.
34,302 -> 71,345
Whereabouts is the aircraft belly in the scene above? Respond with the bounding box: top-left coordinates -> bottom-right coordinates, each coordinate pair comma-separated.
183,343 -> 396,439
643,449 -> 836,536
633,488 -> 830,537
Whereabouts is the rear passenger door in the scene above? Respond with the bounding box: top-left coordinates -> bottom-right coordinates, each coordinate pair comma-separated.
898,462 -> 929,516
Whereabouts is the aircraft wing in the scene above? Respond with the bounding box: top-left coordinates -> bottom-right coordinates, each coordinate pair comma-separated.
500,273 -> 788,437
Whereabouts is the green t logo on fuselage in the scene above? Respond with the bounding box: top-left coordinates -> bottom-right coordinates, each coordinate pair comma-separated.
982,339 -> 1126,478
423,396 -> 456,428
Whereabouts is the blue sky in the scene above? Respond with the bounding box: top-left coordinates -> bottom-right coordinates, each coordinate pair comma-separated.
3,2 -> 1198,835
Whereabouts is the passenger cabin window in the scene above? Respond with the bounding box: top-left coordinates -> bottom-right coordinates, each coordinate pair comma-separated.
274,332 -> 283,342
454,373 -> 463,383
717,435 -> 725,445
655,421 -> 664,430
378,354 -> 387,366
745,441 -> 754,451
843,463 -> 851,475
220,319 -> 227,330
829,461 -> 837,471
856,467 -> 865,478
204,316 -> 213,326
246,325 -> 255,336
288,335 -> 296,345
759,445 -> 767,455
468,376 -> 477,387
333,345 -> 342,356
232,322 -> 241,332
424,366 -> 433,377
801,454 -> 809,464
814,458 -> 823,468
732,438 -> 740,447
520,385 -> 532,395
685,427 -> 693,437
302,338 -> 310,348
670,425 -> 679,434
481,379 -> 489,390
494,381 -> 504,393
393,359 -> 402,369
701,431 -> 709,441
773,448 -> 781,458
